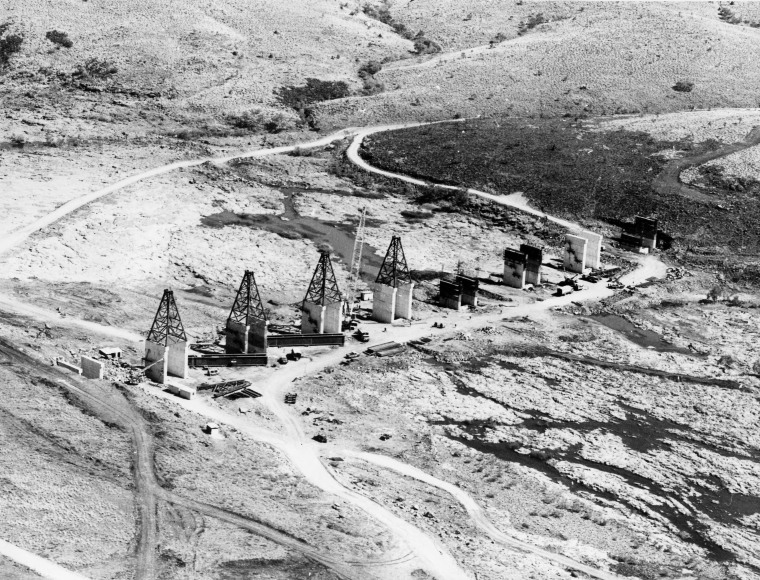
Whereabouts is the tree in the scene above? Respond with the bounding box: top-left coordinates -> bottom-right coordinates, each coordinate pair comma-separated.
707,285 -> 723,302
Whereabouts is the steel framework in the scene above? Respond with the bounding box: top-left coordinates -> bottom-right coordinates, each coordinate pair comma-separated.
147,289 -> 187,346
303,251 -> 342,306
375,235 -> 411,288
346,207 -> 367,314
228,270 -> 267,325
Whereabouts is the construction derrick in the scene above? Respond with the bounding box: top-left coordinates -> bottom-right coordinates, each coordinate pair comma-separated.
346,207 -> 367,315
145,289 -> 188,384
373,236 -> 415,323
228,270 -> 267,325
302,251 -> 342,334
303,251 -> 342,306
375,235 -> 412,288
147,290 -> 187,345
226,270 -> 268,354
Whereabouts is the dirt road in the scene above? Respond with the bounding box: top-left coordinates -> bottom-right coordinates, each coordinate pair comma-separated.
0,538 -> 92,580
0,340 -> 366,580
345,127 -> 578,231
652,125 -> 760,204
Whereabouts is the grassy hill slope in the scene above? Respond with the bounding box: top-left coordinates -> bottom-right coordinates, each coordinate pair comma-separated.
318,2 -> 760,127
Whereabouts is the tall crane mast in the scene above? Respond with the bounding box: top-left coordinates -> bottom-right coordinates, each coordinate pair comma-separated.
346,207 -> 366,317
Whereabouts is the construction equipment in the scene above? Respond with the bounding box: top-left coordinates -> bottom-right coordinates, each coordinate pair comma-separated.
353,329 -> 370,343
286,349 -> 302,361
345,207 -> 367,317
559,275 -> 582,291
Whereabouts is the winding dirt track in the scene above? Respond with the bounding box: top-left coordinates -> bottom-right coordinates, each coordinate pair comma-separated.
0,119 -> 669,580
0,340 -> 364,580
652,125 -> 760,204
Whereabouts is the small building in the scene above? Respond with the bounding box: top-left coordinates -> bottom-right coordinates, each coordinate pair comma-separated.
359,290 -> 373,301
99,347 -> 122,360
206,423 -> 219,435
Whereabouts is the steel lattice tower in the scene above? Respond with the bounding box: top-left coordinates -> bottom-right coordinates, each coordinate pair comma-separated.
228,270 -> 267,325
346,207 -> 367,313
375,236 -> 412,288
147,289 -> 187,346
303,251 -> 342,307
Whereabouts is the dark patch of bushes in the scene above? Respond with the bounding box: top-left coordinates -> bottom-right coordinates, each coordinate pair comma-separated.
75,58 -> 118,80
0,22 -> 24,66
358,60 -> 384,95
672,80 -> 694,93
276,78 -> 350,109
45,30 -> 73,49
400,209 -> 434,220
718,6 -> 742,24
413,34 -> 441,55
363,2 -> 440,55
226,108 -> 293,133
359,60 -> 382,78
517,13 -> 566,36
362,118 -> 760,260
276,78 -> 351,129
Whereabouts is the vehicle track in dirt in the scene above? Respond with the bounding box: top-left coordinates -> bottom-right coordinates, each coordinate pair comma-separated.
652,125 -> 760,204
0,340 -> 365,580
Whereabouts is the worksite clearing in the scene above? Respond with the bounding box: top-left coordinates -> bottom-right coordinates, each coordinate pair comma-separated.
3,2 -> 760,580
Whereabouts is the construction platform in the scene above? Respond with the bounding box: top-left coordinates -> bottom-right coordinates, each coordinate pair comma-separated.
188,353 -> 269,368
267,333 -> 345,348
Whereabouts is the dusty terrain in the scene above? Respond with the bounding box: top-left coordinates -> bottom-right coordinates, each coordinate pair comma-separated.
3,1 -> 760,580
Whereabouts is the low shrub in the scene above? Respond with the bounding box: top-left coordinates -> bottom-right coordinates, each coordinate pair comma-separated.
358,60 -> 384,95
672,80 -> 694,93
361,75 -> 384,96
75,58 -> 117,80
227,108 -> 296,133
413,35 -> 441,55
276,78 -> 350,109
45,30 -> 73,49
358,60 -> 382,78
0,22 -> 24,65
363,2 -> 440,54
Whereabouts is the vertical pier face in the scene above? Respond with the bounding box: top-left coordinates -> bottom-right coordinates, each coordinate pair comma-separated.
520,244 -> 544,286
302,251 -> 343,334
226,270 -> 268,353
394,282 -> 415,319
503,248 -> 527,289
372,283 -> 398,322
456,275 -> 479,307
575,230 -> 603,269
634,216 -> 658,250
144,289 -> 188,384
373,236 -> 415,322
144,341 -> 168,383
167,341 -> 189,379
564,235 -> 588,273
439,279 -> 462,311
